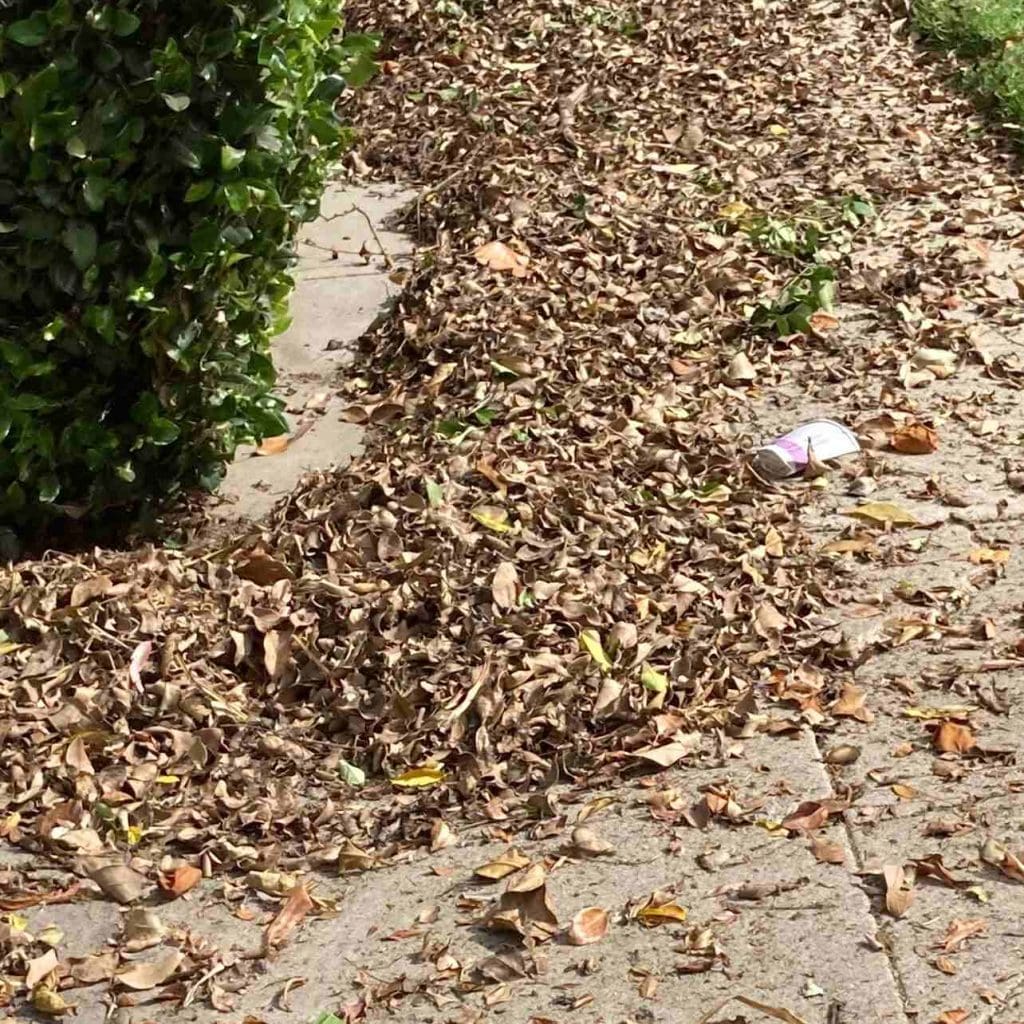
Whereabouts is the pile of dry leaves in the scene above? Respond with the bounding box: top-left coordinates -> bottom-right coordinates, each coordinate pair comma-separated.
0,0 -> 986,891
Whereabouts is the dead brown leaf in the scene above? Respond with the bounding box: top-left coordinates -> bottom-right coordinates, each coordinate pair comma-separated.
932,720 -> 976,755
781,801 -> 830,833
566,907 -> 609,946
809,836 -> 845,865
883,863 -> 915,918
832,682 -> 873,722
116,951 -> 184,991
937,918 -> 986,953
890,423 -> 939,454
491,561 -> 519,610
474,240 -> 530,277
264,884 -> 314,952
157,864 -> 202,898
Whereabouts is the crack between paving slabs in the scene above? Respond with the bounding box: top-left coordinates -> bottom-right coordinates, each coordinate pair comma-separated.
808,726 -> 917,1020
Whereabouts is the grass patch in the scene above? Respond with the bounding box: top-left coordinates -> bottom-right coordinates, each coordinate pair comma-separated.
913,0 -> 1024,124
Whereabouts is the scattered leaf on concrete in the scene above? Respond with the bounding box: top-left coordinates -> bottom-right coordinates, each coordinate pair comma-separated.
809,837 -> 845,865
968,548 -> 1010,565
832,683 -> 873,722
883,863 -> 915,918
264,884 -> 315,952
158,864 -> 202,898
82,859 -> 147,905
567,907 -> 609,946
842,502 -> 920,527
635,892 -> 688,928
937,918 -> 986,953
890,423 -> 939,454
116,951 -> 184,990
475,848 -> 531,881
781,801 -> 831,833
932,721 -> 976,755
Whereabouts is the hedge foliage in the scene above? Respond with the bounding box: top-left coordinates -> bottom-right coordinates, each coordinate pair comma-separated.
0,0 -> 375,529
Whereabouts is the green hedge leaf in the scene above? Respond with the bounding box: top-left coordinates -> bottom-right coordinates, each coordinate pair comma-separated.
0,0 -> 368,531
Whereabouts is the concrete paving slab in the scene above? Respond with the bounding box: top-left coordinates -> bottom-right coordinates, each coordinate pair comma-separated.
217,184 -> 414,524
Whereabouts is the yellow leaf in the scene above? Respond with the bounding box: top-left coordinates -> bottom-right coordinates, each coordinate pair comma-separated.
2,913 -> 28,932
471,506 -> 511,533
904,705 -> 974,720
155,775 -> 180,785
841,501 -> 919,527
580,629 -> 612,672
717,200 -> 752,222
635,894 -> 688,927
124,824 -> 144,846
766,123 -> 789,136
32,985 -> 71,1017
969,548 -> 1010,565
640,664 -> 668,693
390,766 -> 446,788
0,641 -> 23,655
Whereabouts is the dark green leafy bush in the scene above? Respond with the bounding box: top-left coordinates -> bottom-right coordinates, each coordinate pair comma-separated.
0,1 -> 375,528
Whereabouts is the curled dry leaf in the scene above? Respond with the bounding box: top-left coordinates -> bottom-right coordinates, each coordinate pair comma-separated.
936,1011 -> 970,1024
116,950 -> 185,991
567,906 -> 609,946
158,864 -> 202,898
980,837 -> 1024,882
842,501 -> 920,527
338,840 -> 376,873
484,864 -> 559,943
474,240 -> 530,277
82,858 -> 147,905
823,744 -> 861,765
968,548 -> 1010,565
809,836 -> 845,865
781,801 -> 831,833
25,949 -> 59,989
913,855 -> 965,889
832,683 -> 873,722
932,720 -> 976,755
635,892 -> 688,928
69,574 -> 112,608
570,826 -> 615,857
890,423 -> 939,454
937,918 -> 986,953
475,848 -> 531,881
264,883 -> 315,952
69,951 -> 118,987
491,561 -> 519,610
122,908 -> 166,952
883,863 -> 915,918
255,434 -> 290,456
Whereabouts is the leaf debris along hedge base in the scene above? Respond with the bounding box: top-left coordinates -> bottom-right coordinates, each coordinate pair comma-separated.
0,1 -> 372,530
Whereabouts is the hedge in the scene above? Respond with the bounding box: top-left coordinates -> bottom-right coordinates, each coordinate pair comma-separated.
0,1 -> 375,530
